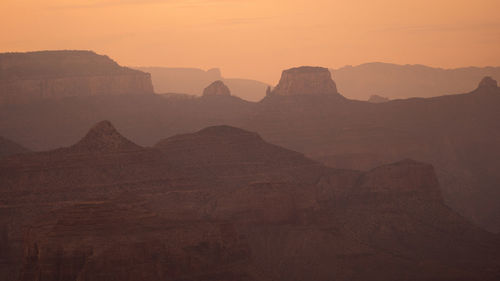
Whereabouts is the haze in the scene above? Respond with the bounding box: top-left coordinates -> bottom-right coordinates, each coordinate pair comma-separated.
1,0 -> 500,83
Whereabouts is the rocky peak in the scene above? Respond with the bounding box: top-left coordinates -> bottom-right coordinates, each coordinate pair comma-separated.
477,76 -> 498,90
70,120 -> 141,152
202,80 -> 231,97
270,66 -> 339,96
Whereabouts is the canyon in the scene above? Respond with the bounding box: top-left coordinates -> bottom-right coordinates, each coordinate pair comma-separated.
1,121 -> 499,281
1,66 -> 500,234
1,51 -> 500,281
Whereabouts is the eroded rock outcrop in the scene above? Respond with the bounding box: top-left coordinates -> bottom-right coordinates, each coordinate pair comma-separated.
0,50 -> 154,105
202,80 -> 231,97
269,66 -> 340,96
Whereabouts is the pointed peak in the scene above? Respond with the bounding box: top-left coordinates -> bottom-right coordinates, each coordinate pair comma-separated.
202,80 -> 231,97
70,120 -> 141,152
477,76 -> 498,90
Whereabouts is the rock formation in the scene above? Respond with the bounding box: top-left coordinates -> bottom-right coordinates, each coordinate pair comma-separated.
202,80 -> 231,97
0,50 -> 154,105
270,66 -> 340,96
1,121 -> 499,281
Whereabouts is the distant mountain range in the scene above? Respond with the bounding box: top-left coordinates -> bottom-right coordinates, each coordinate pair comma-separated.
331,62 -> 500,100
136,63 -> 500,102
3,51 -> 499,103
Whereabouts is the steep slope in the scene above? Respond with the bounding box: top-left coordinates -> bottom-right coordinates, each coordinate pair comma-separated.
332,62 -> 500,100
0,50 -> 154,105
1,122 -> 499,281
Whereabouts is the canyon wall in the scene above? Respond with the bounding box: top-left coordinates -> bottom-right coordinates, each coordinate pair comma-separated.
0,50 -> 154,105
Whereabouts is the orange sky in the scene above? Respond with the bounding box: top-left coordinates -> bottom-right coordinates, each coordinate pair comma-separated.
1,0 -> 500,83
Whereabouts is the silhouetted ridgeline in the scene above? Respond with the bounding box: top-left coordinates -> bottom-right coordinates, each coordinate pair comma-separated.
0,50 -> 154,105
331,62 -> 500,100
136,62 -> 500,101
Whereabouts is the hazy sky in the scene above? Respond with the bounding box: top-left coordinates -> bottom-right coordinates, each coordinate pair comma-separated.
1,0 -> 500,83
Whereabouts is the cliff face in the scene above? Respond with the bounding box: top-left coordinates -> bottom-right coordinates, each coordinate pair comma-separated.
0,51 -> 154,104
270,66 -> 340,96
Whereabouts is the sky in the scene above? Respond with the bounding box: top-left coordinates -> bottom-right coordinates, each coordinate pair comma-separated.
1,0 -> 500,83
